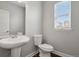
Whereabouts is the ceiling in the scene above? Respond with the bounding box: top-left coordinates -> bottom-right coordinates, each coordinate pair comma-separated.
10,1 -> 26,7
10,1 -> 42,7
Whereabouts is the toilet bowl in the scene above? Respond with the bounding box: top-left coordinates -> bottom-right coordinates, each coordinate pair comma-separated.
39,44 -> 54,57
33,34 -> 54,57
39,44 -> 54,52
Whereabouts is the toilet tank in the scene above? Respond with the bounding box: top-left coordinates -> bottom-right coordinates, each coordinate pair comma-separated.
33,34 -> 42,46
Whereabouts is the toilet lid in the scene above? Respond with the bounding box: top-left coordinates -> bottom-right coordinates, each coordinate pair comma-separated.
39,44 -> 53,50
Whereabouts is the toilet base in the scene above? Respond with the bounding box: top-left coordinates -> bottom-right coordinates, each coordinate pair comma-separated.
39,49 -> 51,57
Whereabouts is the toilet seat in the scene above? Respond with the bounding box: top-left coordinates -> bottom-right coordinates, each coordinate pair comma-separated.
39,44 -> 54,52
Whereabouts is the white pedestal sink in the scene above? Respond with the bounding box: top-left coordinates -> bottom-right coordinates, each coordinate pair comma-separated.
0,35 -> 30,57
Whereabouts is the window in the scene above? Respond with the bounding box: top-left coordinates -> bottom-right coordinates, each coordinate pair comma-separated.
54,1 -> 71,30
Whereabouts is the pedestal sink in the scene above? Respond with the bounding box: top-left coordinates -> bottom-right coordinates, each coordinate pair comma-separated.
0,35 -> 30,57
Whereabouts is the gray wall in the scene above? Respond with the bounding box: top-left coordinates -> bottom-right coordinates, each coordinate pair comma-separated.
0,1 -> 25,57
21,1 -> 42,57
42,1 -> 79,57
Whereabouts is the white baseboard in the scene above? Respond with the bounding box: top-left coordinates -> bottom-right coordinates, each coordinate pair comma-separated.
26,50 -> 39,57
25,50 -> 73,57
53,50 -> 73,57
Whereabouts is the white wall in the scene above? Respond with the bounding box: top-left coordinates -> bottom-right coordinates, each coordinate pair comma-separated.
21,1 -> 42,56
42,1 -> 79,57
25,1 -> 42,36
0,1 -> 25,57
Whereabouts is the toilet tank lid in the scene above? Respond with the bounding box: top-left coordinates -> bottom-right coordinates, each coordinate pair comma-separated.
39,44 -> 53,49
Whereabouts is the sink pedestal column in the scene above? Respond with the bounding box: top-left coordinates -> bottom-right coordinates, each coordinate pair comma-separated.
11,47 -> 21,57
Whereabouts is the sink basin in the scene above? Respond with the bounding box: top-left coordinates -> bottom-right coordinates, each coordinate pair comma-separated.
0,35 -> 30,57
0,35 -> 30,49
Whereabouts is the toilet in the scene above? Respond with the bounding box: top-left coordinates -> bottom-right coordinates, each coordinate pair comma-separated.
33,34 -> 54,57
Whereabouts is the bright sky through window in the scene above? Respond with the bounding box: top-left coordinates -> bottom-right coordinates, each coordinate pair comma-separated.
54,1 -> 71,30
